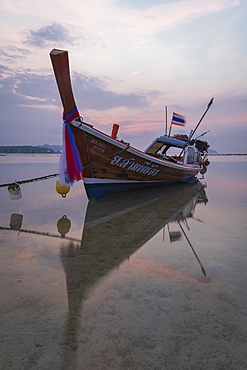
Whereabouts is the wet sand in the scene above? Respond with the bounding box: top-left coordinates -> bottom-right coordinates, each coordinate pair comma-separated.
0,155 -> 247,369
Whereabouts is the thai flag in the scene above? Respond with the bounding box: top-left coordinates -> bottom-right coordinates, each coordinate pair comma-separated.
171,112 -> 186,126
58,107 -> 83,185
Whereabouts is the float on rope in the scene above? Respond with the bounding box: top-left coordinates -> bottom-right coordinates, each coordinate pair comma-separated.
55,180 -> 70,198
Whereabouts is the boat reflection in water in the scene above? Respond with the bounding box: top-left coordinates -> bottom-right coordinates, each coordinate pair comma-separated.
0,180 -> 208,368
60,180 -> 208,366
62,180 -> 208,298
82,180 -> 207,268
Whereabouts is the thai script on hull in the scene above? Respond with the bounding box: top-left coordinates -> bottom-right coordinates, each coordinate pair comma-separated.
111,155 -> 160,176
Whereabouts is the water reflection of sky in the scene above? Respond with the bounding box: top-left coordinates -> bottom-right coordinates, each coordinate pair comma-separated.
0,155 -> 247,369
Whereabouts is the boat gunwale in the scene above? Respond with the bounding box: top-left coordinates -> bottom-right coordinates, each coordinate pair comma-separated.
71,120 -> 201,172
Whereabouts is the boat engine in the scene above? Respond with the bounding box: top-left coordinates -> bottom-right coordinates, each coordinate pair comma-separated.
200,159 -> 210,174
195,140 -> 210,153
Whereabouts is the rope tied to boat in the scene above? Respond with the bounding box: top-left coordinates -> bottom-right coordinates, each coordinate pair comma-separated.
0,145 -> 130,190
0,174 -> 58,189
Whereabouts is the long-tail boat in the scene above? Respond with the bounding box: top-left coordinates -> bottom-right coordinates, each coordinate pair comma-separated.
50,49 -> 213,199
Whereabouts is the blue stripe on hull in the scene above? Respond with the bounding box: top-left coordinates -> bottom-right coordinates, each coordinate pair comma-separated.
84,176 -> 196,199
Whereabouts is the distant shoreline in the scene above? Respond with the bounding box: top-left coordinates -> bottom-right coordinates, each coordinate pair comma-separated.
0,152 -> 60,155
1,147 -> 246,156
208,153 -> 247,156
0,145 -> 246,156
0,145 -> 61,154
1,152 -> 246,156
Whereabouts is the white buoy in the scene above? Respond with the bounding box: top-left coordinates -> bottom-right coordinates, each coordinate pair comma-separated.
8,183 -> 22,200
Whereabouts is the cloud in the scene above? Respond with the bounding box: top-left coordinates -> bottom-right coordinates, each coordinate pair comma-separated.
0,65 -> 159,112
0,66 -> 58,106
0,65 -> 162,145
131,71 -> 143,75
71,72 -> 157,111
0,0 -> 245,152
21,22 -> 106,50
111,0 -> 240,35
0,46 -> 31,65
0,64 -> 13,78
23,23 -> 76,48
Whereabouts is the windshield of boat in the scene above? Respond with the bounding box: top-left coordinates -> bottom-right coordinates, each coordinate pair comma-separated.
161,146 -> 184,163
164,146 -> 182,156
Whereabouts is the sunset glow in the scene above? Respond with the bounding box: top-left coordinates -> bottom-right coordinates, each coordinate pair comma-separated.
0,0 -> 246,153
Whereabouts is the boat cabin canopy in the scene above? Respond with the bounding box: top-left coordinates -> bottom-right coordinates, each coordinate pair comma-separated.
144,136 -> 186,155
144,135 -> 200,165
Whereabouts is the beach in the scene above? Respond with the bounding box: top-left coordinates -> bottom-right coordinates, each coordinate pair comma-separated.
0,155 -> 247,370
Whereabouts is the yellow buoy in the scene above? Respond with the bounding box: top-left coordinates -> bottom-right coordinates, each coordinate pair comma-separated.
56,180 -> 70,198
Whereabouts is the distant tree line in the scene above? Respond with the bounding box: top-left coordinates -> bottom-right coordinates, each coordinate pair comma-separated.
0,146 -> 57,153
208,153 -> 247,156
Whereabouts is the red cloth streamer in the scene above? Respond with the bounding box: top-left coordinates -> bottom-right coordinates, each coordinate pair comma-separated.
65,125 -> 83,181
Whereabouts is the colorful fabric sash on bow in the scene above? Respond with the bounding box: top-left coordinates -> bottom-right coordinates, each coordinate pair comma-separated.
58,107 -> 83,185
63,106 -> 80,124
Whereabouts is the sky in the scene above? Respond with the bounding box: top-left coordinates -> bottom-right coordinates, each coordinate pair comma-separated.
0,0 -> 246,153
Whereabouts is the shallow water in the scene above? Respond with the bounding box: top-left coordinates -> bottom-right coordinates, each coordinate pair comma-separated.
0,154 -> 247,370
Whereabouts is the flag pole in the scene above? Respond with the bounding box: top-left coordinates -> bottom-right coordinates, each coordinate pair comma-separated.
165,106 -> 168,136
168,115 -> 172,137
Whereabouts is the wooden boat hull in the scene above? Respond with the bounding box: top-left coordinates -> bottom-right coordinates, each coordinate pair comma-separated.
70,120 -> 201,199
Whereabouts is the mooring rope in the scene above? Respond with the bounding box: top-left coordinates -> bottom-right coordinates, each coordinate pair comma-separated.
0,173 -> 58,189
0,144 -> 130,189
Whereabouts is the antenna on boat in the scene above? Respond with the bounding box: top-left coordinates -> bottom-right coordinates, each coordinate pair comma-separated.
177,220 -> 207,277
188,98 -> 214,142
177,98 -> 214,160
194,130 -> 210,141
